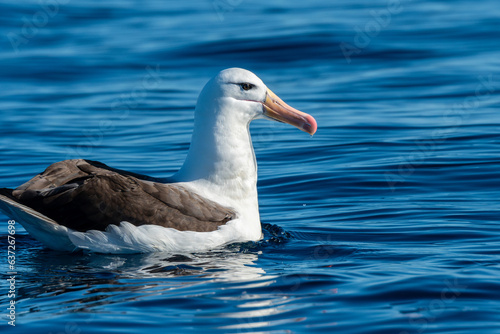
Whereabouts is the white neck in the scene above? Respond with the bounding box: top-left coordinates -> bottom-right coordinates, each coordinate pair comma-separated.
172,99 -> 258,202
166,69 -> 270,241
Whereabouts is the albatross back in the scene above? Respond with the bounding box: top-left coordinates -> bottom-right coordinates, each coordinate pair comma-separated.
0,159 -> 236,233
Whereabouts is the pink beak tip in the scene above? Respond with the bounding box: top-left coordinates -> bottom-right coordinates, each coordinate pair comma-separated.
303,115 -> 318,135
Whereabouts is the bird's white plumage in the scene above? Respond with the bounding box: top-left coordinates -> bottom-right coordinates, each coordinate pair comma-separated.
65,69 -> 267,253
0,68 -> 316,253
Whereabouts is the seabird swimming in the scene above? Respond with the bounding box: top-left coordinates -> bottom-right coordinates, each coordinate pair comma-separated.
0,68 -> 317,253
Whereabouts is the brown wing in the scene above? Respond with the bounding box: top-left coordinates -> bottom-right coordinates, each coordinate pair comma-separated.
8,159 -> 235,232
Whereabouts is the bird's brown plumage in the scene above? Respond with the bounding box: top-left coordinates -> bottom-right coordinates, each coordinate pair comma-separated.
0,159 -> 235,232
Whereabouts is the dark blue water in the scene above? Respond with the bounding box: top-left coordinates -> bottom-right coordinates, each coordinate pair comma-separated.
1,0 -> 500,333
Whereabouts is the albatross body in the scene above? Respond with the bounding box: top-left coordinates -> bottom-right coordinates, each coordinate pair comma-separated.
0,68 -> 317,253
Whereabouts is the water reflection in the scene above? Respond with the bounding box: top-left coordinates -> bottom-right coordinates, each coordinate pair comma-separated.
16,247 -> 269,314
14,239 -> 328,333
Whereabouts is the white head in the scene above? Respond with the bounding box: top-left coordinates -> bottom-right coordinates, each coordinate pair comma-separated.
174,68 -> 317,187
195,68 -> 317,135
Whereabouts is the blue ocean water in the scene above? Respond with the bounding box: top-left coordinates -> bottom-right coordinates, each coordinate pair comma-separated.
1,0 -> 500,333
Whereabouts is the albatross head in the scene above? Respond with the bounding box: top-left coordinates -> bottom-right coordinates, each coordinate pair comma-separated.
175,67 -> 317,194
196,68 -> 317,135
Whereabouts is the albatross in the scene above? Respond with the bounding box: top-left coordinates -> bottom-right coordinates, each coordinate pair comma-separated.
0,68 -> 317,253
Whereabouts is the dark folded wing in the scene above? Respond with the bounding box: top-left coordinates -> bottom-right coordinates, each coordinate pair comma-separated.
9,159 -> 235,232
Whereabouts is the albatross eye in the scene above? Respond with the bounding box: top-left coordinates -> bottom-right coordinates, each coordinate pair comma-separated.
240,83 -> 255,91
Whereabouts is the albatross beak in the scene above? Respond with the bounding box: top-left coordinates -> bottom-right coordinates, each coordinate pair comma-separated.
262,89 -> 317,135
